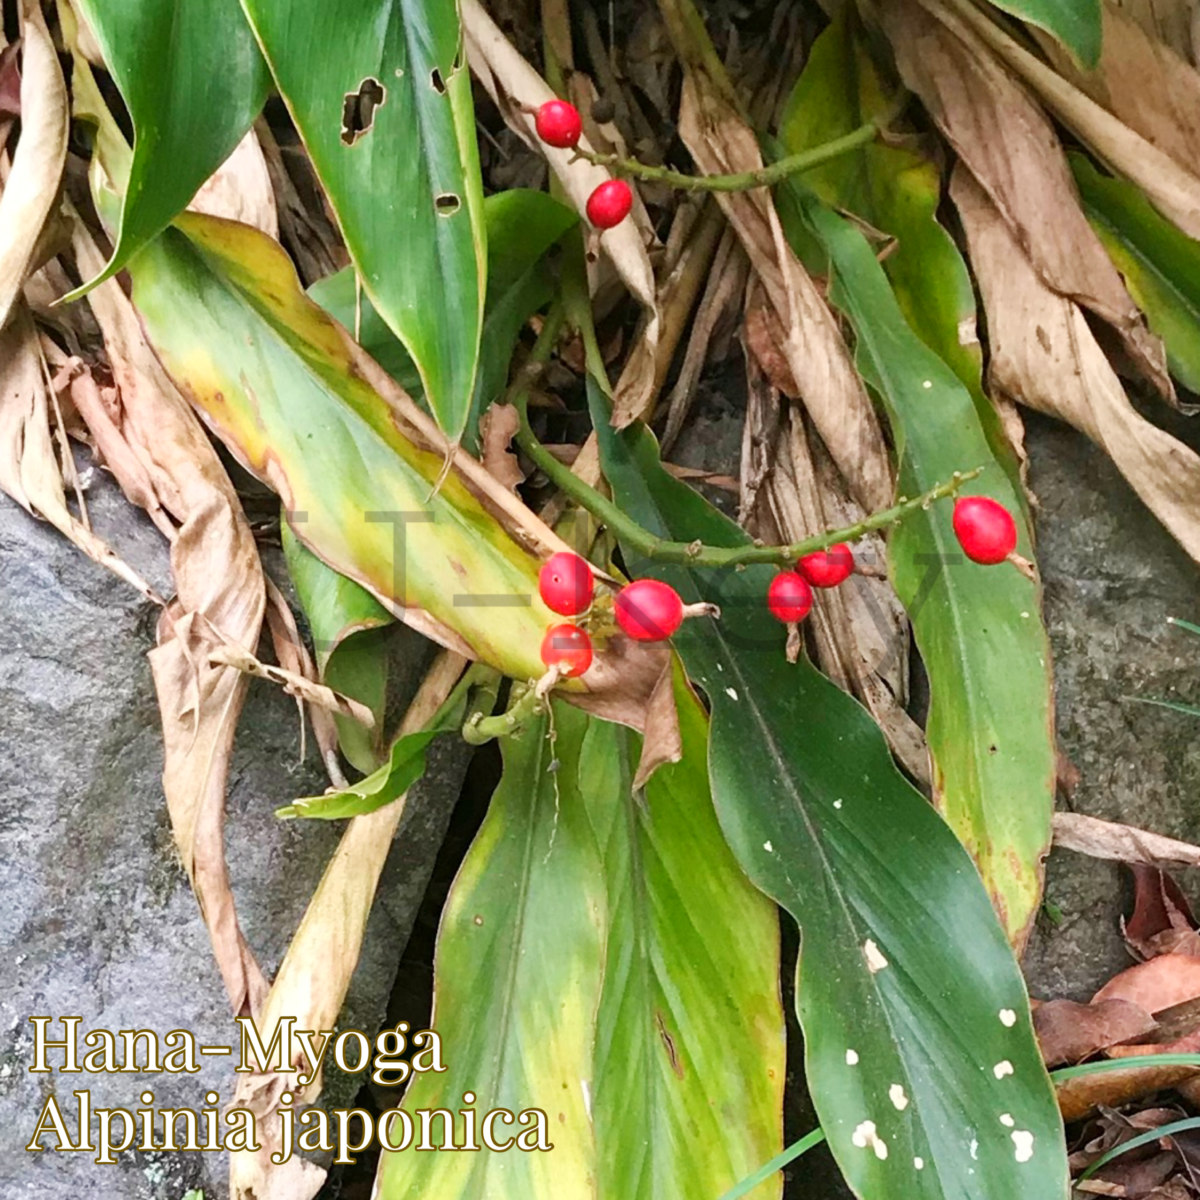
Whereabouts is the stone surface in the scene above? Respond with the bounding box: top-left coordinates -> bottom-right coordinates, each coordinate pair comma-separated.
0,470 -> 467,1200
1023,412 -> 1200,1001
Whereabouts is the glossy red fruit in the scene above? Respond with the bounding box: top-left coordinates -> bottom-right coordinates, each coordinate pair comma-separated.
798,543 -> 854,589
540,623 -> 594,677
767,571 -> 813,624
535,99 -> 583,148
538,551 -> 595,616
953,496 -> 1018,565
586,179 -> 633,229
614,579 -> 683,641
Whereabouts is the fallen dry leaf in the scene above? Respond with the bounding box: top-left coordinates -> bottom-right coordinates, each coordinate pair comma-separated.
0,312 -> 160,602
1055,812 -> 1200,872
0,1 -> 67,330
462,0 -> 660,413
1125,865 -> 1200,960
73,212 -> 271,1018
228,652 -> 464,1200
1058,1061 -> 1200,1123
1108,0 -> 1197,59
1034,997 -> 1159,1066
1094,954 -> 1200,1013
932,0 -> 1200,242
953,167 -> 1200,568
188,127 -> 279,239
882,0 -> 1174,401
661,11 -> 894,513
478,399 -> 525,493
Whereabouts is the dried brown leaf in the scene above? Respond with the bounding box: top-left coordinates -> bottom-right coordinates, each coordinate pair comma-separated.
228,653 -> 465,1200
1094,954 -> 1200,1013
1058,1062 -> 1200,1123
0,1 -> 67,329
953,168 -> 1200,568
932,0 -> 1200,242
1034,997 -> 1159,1066
883,0 -> 1174,400
1126,866 -> 1200,960
669,68 -> 894,512
1054,812 -> 1200,871
73,214 -> 270,1017
479,400 -> 524,493
188,128 -> 279,239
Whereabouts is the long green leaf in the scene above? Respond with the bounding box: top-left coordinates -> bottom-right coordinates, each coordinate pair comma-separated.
376,702 -> 604,1198
778,25 -> 1055,946
126,213 -> 559,684
586,671 -> 783,1200
240,0 -> 487,440
985,0 -> 1100,66
592,407 -> 1069,1200
68,0 -> 268,292
282,522 -> 393,772
309,189 -> 576,449
1072,153 -> 1200,394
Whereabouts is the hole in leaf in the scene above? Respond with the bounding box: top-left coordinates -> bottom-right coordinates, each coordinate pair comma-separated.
341,77 -> 386,146
430,68 -> 446,94
435,193 -> 462,217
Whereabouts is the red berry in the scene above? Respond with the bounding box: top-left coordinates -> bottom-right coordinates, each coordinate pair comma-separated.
953,496 -> 1018,565
538,551 -> 595,616
798,543 -> 854,589
586,179 -> 633,229
540,623 -> 593,677
614,579 -> 683,641
535,99 -> 583,149
767,571 -> 813,624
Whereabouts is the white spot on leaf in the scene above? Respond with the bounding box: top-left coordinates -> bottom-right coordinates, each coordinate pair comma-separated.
969,1138 -> 979,1160
763,841 -> 773,853
725,687 -> 739,701
888,1084 -> 909,1111
863,939 -> 889,973
845,1049 -> 859,1066
834,799 -> 843,809
993,1060 -> 1014,1079
1012,1130 -> 1034,1162
999,1008 -> 1017,1027
922,379 -> 933,389
852,1120 -> 888,1160
914,1157 -> 925,1170
1000,1113 -> 1015,1128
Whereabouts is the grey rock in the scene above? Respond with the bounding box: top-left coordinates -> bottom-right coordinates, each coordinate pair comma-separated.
0,469 -> 467,1200
1023,412 -> 1200,1001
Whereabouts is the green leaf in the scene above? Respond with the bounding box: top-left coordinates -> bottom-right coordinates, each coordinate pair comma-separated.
126,213 -> 560,684
376,701 -> 604,1197
308,189 -> 576,449
282,522 -> 393,772
1071,153 -> 1200,394
586,670 -> 783,1200
68,0 -> 268,292
986,0 -> 1101,67
240,0 -> 487,440
592,408 -> 1069,1200
778,23 -> 1055,946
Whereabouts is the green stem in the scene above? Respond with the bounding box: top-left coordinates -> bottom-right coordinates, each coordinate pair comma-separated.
514,407 -> 981,566
573,112 -> 896,193
463,682 -> 545,745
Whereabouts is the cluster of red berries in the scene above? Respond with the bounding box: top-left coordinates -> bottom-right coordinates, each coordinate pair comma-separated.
538,552 -> 691,677
765,543 -> 855,627
534,100 -> 633,230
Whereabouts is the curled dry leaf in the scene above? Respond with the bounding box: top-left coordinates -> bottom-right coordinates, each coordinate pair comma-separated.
1094,954 -> 1200,1017
461,0 -> 660,420
1058,1061 -> 1200,1123
187,127 -> 279,239
0,1 -> 67,330
1124,865 -> 1200,961
478,400 -> 524,493
1054,812 -> 1200,872
882,0 -> 1174,401
228,652 -> 465,1200
953,168 -> 1200,568
1034,997 -> 1160,1066
72,215 -> 270,1018
667,47 -> 893,512
0,312 -> 160,603
931,0 -> 1200,242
